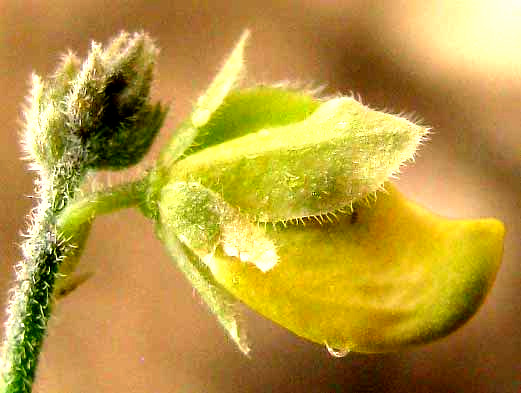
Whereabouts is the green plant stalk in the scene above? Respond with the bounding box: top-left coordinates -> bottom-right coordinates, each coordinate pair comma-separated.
0,175 -> 145,393
0,160 -> 85,393
57,179 -> 147,238
2,31 -> 163,392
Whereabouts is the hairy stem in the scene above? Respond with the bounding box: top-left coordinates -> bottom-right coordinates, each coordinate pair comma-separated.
1,220 -> 64,392
57,178 -> 148,238
0,169 -> 145,392
0,160 -> 85,392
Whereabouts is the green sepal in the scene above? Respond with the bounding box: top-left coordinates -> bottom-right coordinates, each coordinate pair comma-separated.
34,53 -> 82,167
170,97 -> 429,222
47,52 -> 81,104
184,86 -> 320,156
157,31 -> 249,171
147,32 -> 250,219
191,30 -> 250,128
159,181 -> 278,272
156,224 -> 251,355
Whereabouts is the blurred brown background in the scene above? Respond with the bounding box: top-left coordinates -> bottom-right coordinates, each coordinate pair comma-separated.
1,1 -> 520,392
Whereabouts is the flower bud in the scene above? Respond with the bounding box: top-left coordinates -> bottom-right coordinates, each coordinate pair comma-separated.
64,31 -> 166,169
22,32 -> 166,172
22,51 -> 81,171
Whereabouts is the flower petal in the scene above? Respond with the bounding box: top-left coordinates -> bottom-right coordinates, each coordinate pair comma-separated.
208,184 -> 504,352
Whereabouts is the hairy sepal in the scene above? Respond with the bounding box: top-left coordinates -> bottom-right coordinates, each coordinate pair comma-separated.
191,30 -> 250,128
21,53 -> 81,172
157,221 -> 251,355
157,31 -> 250,171
159,181 -> 278,273
184,86 -> 321,156
170,97 -> 429,222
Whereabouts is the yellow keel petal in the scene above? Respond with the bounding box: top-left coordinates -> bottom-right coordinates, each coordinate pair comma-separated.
209,184 -> 504,352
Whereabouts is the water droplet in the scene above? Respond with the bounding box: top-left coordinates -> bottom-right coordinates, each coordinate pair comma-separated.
326,343 -> 350,358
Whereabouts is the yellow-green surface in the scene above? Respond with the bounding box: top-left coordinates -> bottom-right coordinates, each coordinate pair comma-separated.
172,97 -> 427,223
209,184 -> 504,352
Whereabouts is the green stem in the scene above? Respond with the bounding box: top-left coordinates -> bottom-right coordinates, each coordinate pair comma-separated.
0,176 -> 145,393
0,159 -> 86,393
57,178 -> 148,239
0,219 -> 65,392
